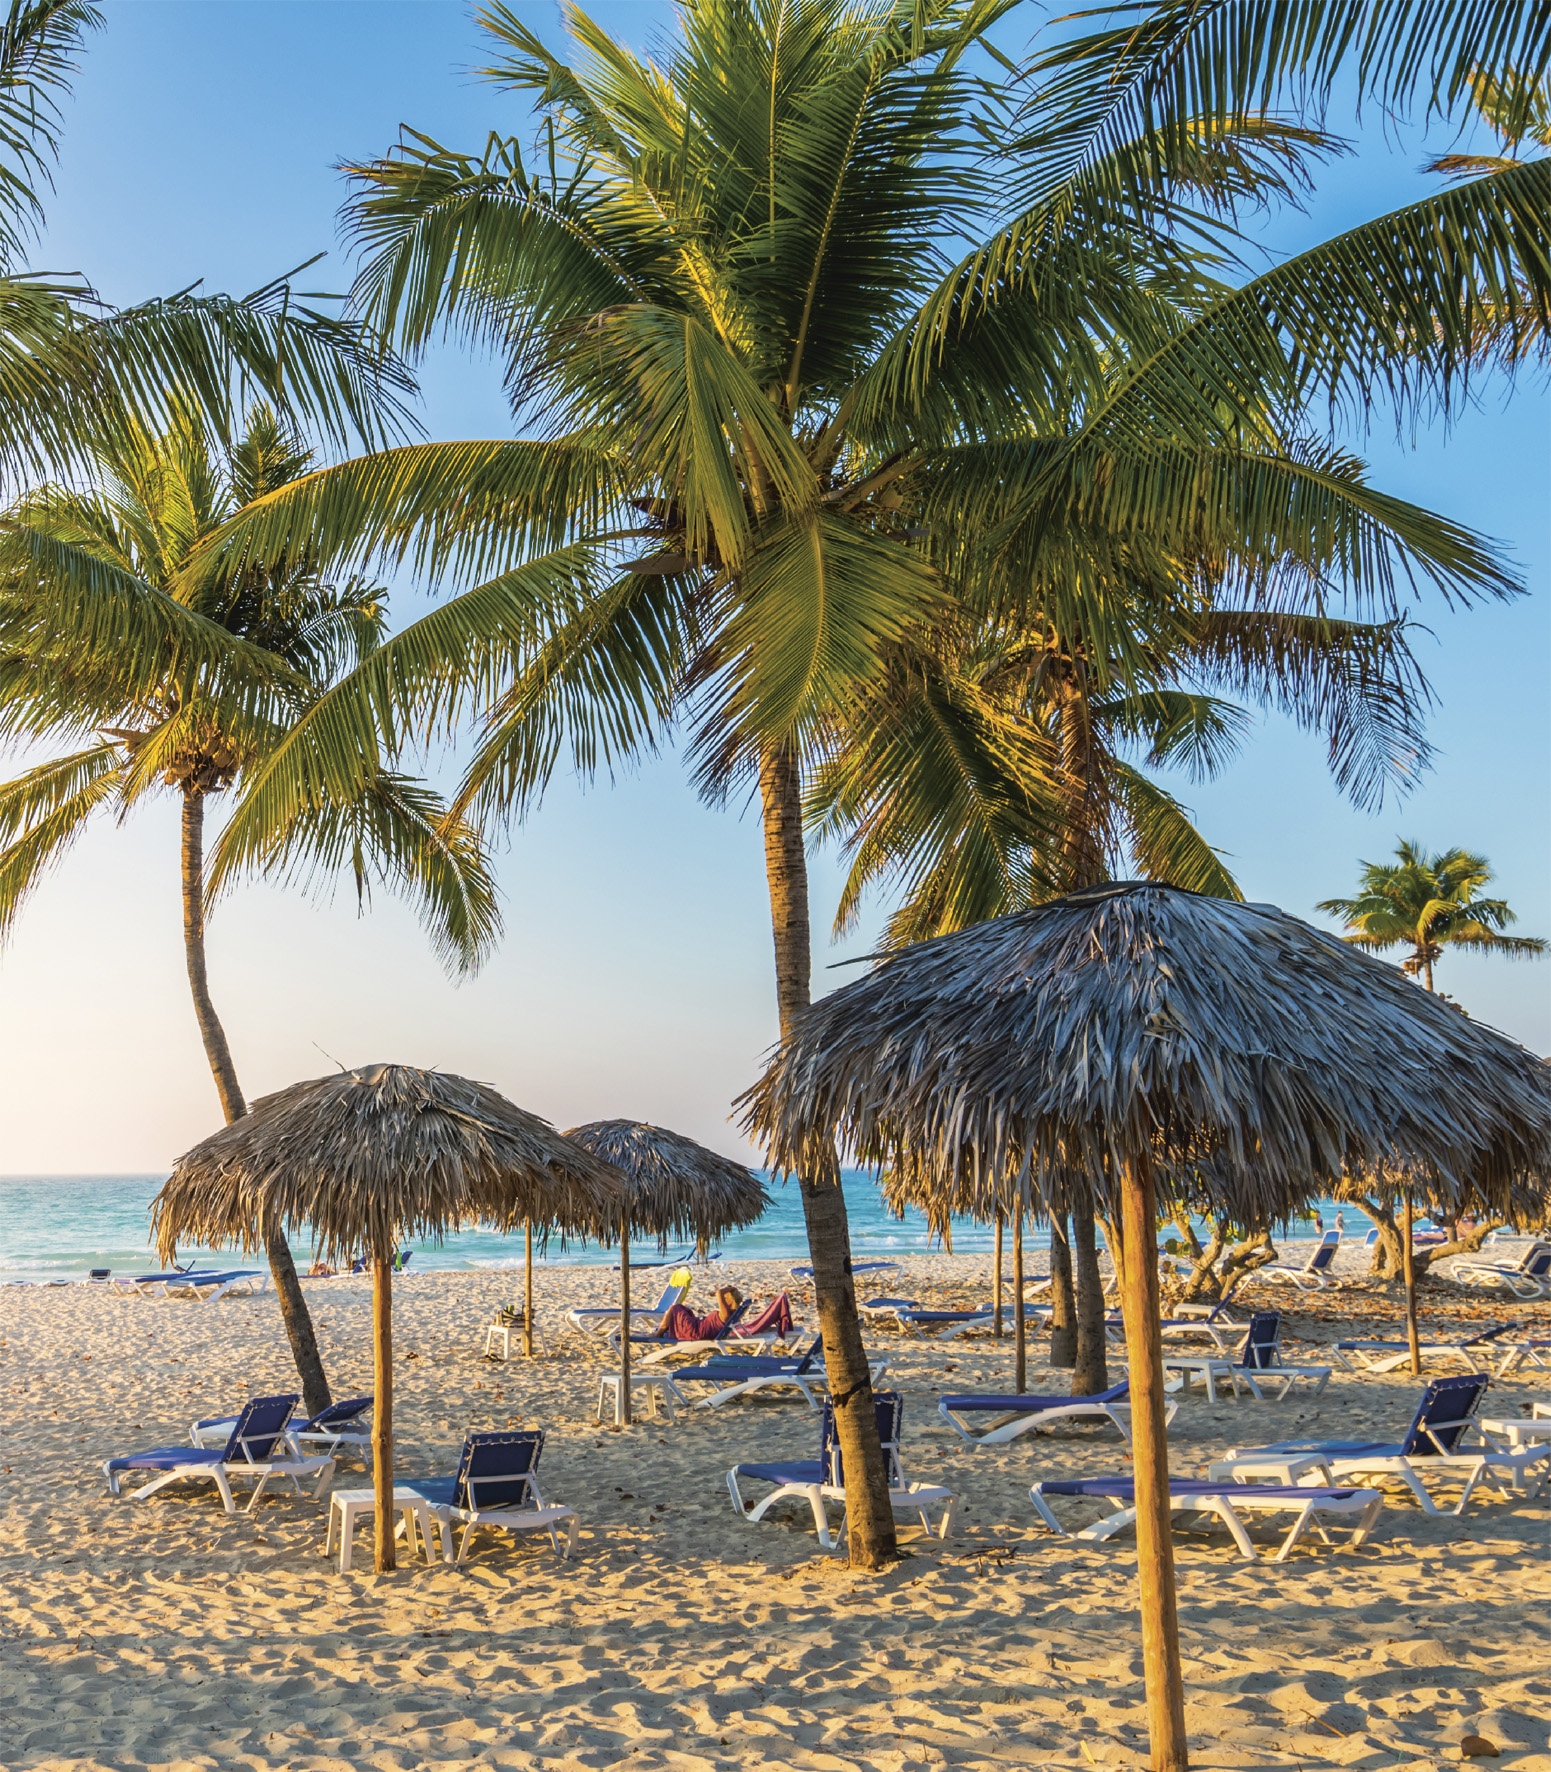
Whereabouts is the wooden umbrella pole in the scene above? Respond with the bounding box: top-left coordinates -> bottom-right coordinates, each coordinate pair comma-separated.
1402,1192 -> 1420,1377
619,1212 -> 633,1427
372,1253 -> 396,1574
1013,1206 -> 1026,1393
1119,1151 -> 1188,1772
993,1213 -> 1004,1339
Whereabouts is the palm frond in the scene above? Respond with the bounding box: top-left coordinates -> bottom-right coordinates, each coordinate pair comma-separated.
214,769 -> 502,977
1111,761 -> 1242,898
0,739 -> 121,936
205,544 -> 601,898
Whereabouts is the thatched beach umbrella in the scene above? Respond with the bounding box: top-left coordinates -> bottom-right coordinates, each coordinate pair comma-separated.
743,883 -> 1551,1772
564,1121 -> 770,1425
153,1064 -> 624,1572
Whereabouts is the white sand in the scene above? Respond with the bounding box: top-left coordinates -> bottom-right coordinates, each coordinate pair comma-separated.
1,1256 -> 1548,1771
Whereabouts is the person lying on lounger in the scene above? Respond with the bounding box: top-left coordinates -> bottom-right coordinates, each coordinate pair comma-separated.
660,1285 -> 744,1340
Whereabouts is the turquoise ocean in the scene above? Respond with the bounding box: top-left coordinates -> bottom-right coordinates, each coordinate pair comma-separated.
0,1173 -> 1343,1285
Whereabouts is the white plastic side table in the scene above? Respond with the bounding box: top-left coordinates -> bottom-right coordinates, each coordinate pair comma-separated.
326,1485 -> 448,1571
595,1372 -> 682,1426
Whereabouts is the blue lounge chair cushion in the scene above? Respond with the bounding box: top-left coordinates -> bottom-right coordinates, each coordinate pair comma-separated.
1244,1439 -> 1399,1458
195,1393 -> 371,1440
943,1382 -> 1130,1412
107,1447 -> 227,1474
1338,1323 -> 1519,1354
408,1429 -> 545,1513
303,1395 -> 373,1429
1037,1477 -> 1369,1503
898,1308 -> 991,1324
790,1260 -> 899,1278
676,1339 -> 824,1383
733,1459 -> 824,1486
401,1475 -> 459,1507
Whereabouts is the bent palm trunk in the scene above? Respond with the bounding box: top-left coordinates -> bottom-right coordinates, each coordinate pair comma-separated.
1071,1202 -> 1109,1395
181,790 -> 331,1417
760,742 -> 897,1569
1048,1211 -> 1076,1367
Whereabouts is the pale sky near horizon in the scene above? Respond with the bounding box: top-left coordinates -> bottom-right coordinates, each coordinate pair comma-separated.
0,1 -> 1546,1175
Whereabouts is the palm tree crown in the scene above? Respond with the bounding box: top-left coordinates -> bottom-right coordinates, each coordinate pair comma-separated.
1318,840 -> 1546,991
0,403 -> 498,970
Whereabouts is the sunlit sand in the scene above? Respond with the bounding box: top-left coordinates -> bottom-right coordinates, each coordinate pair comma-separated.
2,1256 -> 1546,1770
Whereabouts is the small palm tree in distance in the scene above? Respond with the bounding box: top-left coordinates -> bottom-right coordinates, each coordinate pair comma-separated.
1318,840 -> 1546,992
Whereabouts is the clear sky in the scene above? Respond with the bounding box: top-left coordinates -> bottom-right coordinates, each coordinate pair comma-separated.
0,1 -> 1545,1173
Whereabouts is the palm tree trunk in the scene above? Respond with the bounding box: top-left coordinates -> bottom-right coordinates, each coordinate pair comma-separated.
1048,1211 -> 1076,1367
1054,668 -> 1110,1399
759,740 -> 897,1569
992,1213 -> 1004,1338
1071,1201 -> 1109,1395
180,790 -> 331,1418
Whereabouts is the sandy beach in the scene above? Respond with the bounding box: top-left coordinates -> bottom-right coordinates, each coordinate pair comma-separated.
2,1254 -> 1548,1772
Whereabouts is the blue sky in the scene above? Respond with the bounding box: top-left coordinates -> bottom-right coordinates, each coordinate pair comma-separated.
0,1 -> 1545,1172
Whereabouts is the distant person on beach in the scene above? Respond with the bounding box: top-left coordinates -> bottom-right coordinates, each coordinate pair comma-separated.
1313,1212 -> 1324,1234
1335,1212 -> 1345,1234
661,1284 -> 743,1341
306,1260 -> 335,1277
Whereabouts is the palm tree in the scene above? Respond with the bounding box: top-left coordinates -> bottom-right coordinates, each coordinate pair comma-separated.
1318,840 -> 1546,992
810,554 -> 1437,1391
0,405 -> 498,1414
178,0 -> 1550,1569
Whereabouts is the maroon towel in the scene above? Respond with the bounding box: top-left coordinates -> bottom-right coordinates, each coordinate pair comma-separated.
733,1291 -> 795,1338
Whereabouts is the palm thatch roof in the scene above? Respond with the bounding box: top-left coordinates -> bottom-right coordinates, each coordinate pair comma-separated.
563,1120 -> 770,1244
153,1064 -> 626,1263
742,883 -> 1551,1226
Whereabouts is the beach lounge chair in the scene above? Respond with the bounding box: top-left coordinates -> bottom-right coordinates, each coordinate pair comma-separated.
1028,1475 -> 1384,1562
1210,1373 -> 1550,1515
1256,1231 -> 1342,1290
403,1429 -> 578,1562
726,1392 -> 956,1550
789,1259 -> 900,1280
1334,1321 -> 1523,1374
887,1305 -> 996,1338
938,1381 -> 1175,1447
1448,1242 -> 1551,1300
566,1280 -> 687,1337
104,1394 -> 335,1514
1112,1302 -> 1243,1355
860,1295 -> 921,1316
192,1395 -> 374,1464
163,1269 -> 268,1302
674,1341 -> 890,1411
111,1267 -> 209,1296
1158,1295 -> 1247,1350
1163,1313 -> 1332,1402
1494,1338 -> 1551,1378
